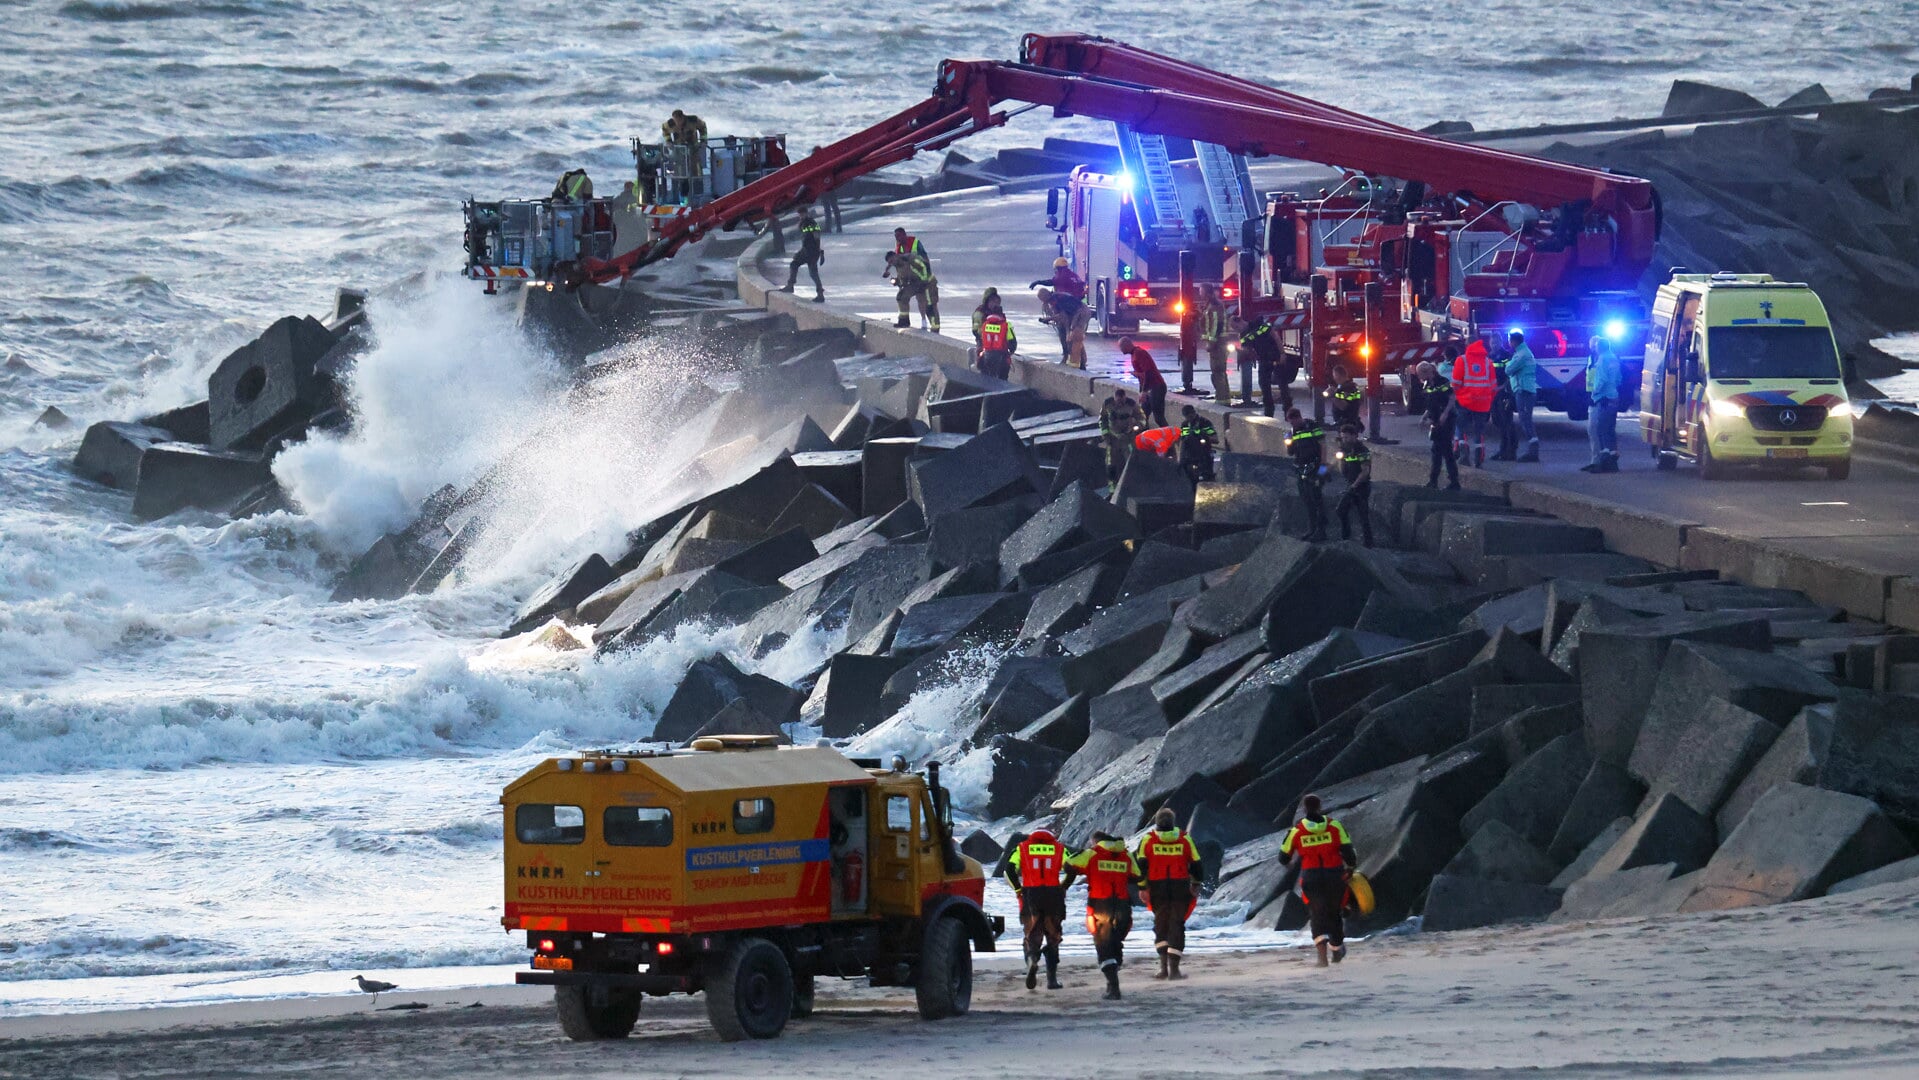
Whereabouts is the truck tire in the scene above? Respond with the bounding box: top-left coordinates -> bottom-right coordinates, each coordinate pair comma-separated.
1828,459 -> 1852,480
705,937 -> 792,1042
554,985 -> 642,1041
791,973 -> 815,1019
915,916 -> 973,1021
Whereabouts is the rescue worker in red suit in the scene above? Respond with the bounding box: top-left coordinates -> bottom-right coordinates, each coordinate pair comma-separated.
977,309 -> 1016,381
1001,829 -> 1068,991
1280,793 -> 1358,967
1135,807 -> 1203,980
1118,336 -> 1169,427
1451,338 -> 1498,468
1065,832 -> 1143,1000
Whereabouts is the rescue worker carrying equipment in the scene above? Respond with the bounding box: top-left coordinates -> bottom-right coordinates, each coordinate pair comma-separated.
893,227 -> 929,263
1281,793 -> 1358,967
1286,408 -> 1329,542
1065,833 -> 1143,1000
1031,257 -> 1086,357
977,310 -> 1016,380
1199,286 -> 1231,404
1118,337 -> 1168,426
1100,388 -> 1146,482
1421,358 -> 1461,490
1451,339 -> 1497,468
1176,405 -> 1217,484
1135,808 -> 1203,981
885,249 -> 940,332
780,207 -> 825,302
971,288 -> 1001,345
1334,423 -> 1374,547
1327,363 -> 1364,432
1238,315 -> 1284,416
551,169 -> 593,201
1003,829 -> 1070,991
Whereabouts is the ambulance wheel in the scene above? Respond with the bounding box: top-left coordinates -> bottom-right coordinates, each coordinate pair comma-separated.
1827,459 -> 1851,481
915,916 -> 973,1020
791,973 -> 815,1019
706,937 -> 792,1042
554,985 -> 642,1041
1698,438 -> 1726,480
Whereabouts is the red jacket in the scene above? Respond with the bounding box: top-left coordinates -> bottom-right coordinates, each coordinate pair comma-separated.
1051,266 -> 1086,300
1129,347 -> 1166,392
1452,339 -> 1497,412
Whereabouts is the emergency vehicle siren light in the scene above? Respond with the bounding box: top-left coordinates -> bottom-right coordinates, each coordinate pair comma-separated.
1603,318 -> 1627,341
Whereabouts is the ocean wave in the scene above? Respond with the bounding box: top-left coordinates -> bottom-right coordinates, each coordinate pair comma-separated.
0,176 -> 114,225
454,72 -> 544,93
59,0 -> 188,20
730,65 -> 828,85
0,827 -> 108,852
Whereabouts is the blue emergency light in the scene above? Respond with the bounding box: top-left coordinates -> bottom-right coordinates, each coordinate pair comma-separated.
1603,318 -> 1627,341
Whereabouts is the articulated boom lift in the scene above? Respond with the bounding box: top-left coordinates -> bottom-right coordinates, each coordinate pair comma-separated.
463,35 -> 1656,422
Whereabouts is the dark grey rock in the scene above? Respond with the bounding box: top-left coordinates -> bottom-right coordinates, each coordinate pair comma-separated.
819,653 -> 909,738
1152,628 -> 1267,721
1117,540 -> 1227,602
1019,560 -> 1124,642
1308,630 -> 1487,725
138,400 -> 210,444
1421,874 -> 1563,931
1055,737 -> 1163,843
1682,783 -> 1915,911
1554,863 -> 1680,922
208,315 -> 339,450
1579,612 -> 1773,766
1550,817 -> 1634,891
1472,683 -> 1581,735
1640,698 -> 1782,817
1549,762 -> 1646,863
508,553 -> 615,635
1015,693 -> 1091,755
688,697 -> 790,744
1827,854 -> 1919,895
654,655 -> 804,744
1443,820 -> 1562,885
1459,584 -> 1551,641
1146,683 -> 1310,804
708,527 -> 816,588
1460,733 -> 1592,848
1087,683 -> 1169,741
960,829 -> 1003,866
74,421 -> 171,491
1010,536 -> 1130,592
1110,448 -> 1193,521
1584,792 -> 1718,879
891,593 -> 1024,657
905,422 -> 1043,519
1472,627 -> 1574,686
983,736 -> 1068,819
1357,809 -> 1461,923
130,443 -> 272,520
928,501 -> 1029,574
999,481 -> 1140,587
861,436 -> 921,518
768,483 -> 854,540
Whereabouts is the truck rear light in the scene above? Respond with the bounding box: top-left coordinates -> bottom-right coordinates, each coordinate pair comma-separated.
537,938 -> 557,953
1221,284 -> 1238,299
655,942 -> 675,956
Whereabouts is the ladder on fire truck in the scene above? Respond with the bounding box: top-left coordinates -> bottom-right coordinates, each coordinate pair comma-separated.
1192,139 -> 1257,243
1113,124 -> 1185,233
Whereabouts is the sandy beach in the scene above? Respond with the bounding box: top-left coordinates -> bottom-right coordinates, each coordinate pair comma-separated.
6,879 -> 1916,1080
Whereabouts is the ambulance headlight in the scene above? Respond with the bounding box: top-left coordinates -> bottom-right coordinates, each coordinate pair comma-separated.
1710,399 -> 1745,418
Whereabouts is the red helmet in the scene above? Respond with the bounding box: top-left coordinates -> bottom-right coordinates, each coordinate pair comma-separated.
1025,828 -> 1057,845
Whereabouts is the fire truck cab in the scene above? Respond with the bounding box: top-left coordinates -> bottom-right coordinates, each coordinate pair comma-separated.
502,737 -> 1000,1042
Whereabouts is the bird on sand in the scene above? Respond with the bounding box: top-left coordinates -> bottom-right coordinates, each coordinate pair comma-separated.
353,975 -> 399,1004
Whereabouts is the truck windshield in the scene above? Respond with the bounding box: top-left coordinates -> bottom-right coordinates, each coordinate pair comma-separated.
1708,325 -> 1840,380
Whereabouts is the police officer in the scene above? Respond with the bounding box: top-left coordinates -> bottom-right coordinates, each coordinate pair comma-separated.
1421,357 -> 1461,490
1065,832 -> 1143,1000
780,207 -> 825,302
1327,362 -> 1364,432
1280,794 -> 1358,967
1199,286 -> 1231,404
1135,808 -> 1203,981
1237,314 -> 1286,416
1176,405 -> 1217,484
1286,408 -> 1329,542
1334,422 -> 1374,547
1100,387 -> 1146,482
1003,828 -> 1068,990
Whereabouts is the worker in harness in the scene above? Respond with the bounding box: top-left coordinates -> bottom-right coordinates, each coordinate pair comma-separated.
884,248 -> 940,332
1334,422 -> 1374,547
779,207 -> 826,303
1286,408 -> 1330,542
1064,832 -> 1143,1000
551,168 -> 593,202
1237,315 -> 1283,416
1199,286 -> 1231,404
1003,829 -> 1069,991
1452,338 -> 1497,468
1135,808 -> 1203,981
1176,405 -> 1217,484
1100,387 -> 1146,482
1281,794 -> 1358,968
1327,363 -> 1364,432
977,306 -> 1016,380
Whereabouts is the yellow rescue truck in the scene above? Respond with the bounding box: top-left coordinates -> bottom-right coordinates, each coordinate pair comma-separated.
501,735 -> 1002,1041
1640,272 -> 1853,480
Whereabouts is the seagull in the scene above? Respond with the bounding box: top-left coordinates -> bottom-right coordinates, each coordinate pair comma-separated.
353,975 -> 399,1004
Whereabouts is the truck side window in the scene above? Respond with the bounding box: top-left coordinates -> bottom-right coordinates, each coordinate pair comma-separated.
885,794 -> 912,833
733,797 -> 775,835
604,806 -> 673,847
515,804 -> 584,845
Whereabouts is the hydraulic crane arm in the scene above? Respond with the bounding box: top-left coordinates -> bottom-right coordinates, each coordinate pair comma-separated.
581,43 -> 1655,286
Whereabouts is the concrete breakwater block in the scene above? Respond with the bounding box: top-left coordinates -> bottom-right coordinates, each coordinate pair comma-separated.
507,553 -> 614,636
1421,874 -> 1563,931
1578,612 -> 1773,767
130,443 -> 272,520
1460,732 -> 1592,849
1581,792 -> 1717,881
819,653 -> 909,738
984,736 -> 1068,820
1548,761 -> 1645,863
1634,697 -> 1782,817
1681,783 -> 1914,911
74,421 -> 171,490
906,422 -> 1043,519
1145,684 -> 1311,807
1443,820 -> 1562,886
998,481 -> 1139,587
138,401 -> 211,444
653,655 -> 803,745
208,315 -> 340,451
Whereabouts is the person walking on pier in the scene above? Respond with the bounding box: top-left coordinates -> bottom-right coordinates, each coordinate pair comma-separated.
1004,828 -> 1068,991
779,207 -> 826,302
1335,423 -> 1374,547
1100,387 -> 1146,482
1506,329 -> 1541,462
1281,794 -> 1358,968
1136,808 -> 1203,981
1583,336 -> 1623,473
1452,338 -> 1497,467
1065,832 -> 1143,1001
1421,358 -> 1461,490
1119,337 -> 1168,427
1177,404 -> 1217,484
1237,314 -> 1283,416
1199,286 -> 1232,404
1287,408 -> 1330,542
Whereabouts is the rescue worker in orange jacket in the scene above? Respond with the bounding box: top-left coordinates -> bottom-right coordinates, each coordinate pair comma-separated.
1003,829 -> 1069,990
1135,807 -> 1204,980
1280,794 -> 1358,967
1065,832 -> 1143,1000
977,307 -> 1016,381
1451,338 -> 1498,468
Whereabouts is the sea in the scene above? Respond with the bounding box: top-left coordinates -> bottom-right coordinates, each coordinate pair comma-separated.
3,0 -> 1916,1016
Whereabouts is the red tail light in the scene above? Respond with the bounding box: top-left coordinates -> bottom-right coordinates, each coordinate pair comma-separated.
656,942 -> 675,956
537,938 -> 557,953
1221,284 -> 1239,300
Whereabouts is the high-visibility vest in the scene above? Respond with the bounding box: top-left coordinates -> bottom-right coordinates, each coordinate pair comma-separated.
1136,828 -> 1199,882
1281,817 -> 1351,871
1069,842 -> 1138,901
1453,341 -> 1497,411
799,219 -> 821,237
895,235 -> 924,259
1135,426 -> 1180,455
1331,381 -> 1363,407
1012,836 -> 1064,888
980,314 -> 1009,351
1199,305 -> 1226,342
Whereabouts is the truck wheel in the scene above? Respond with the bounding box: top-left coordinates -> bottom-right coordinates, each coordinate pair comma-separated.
554,985 -> 642,1041
915,916 -> 973,1021
1827,459 -> 1852,480
705,937 -> 792,1042
791,973 -> 815,1019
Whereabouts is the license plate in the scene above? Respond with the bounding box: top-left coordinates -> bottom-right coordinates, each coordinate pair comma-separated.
533,955 -> 573,971
1125,296 -> 1159,306
1767,448 -> 1809,460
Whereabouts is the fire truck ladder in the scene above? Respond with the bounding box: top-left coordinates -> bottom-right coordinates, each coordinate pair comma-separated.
1113,123 -> 1185,233
1192,138 -> 1257,243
